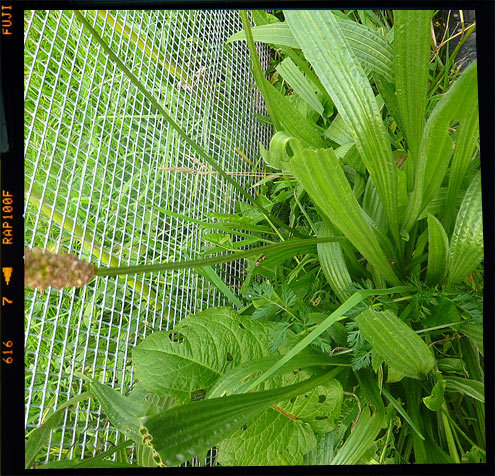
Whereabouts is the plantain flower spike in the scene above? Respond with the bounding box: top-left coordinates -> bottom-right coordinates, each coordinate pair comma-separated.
25,247 -> 96,291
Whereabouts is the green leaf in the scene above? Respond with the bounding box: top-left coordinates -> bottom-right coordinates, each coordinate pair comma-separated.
284,137 -> 399,285
90,382 -> 174,443
140,370 -> 338,467
460,321 -> 483,353
426,214 -> 449,285
276,57 -> 324,115
218,407 -> 316,465
402,61 -> 478,232
133,307 -> 275,404
444,376 -> 484,403
448,172 -> 483,284
382,387 -> 425,439
324,114 -> 353,145
355,309 -> 435,379
393,11 -> 433,166
423,379 -> 446,411
285,10 -> 400,242
208,353 -> 348,398
228,19 -> 394,82
443,99 -> 480,233
331,406 -> 384,464
217,372 -> 343,465
304,431 -> 335,465
317,221 -> 353,302
243,286 -> 413,393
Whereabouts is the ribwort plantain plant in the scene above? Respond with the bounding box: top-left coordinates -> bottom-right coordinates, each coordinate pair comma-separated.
26,10 -> 483,467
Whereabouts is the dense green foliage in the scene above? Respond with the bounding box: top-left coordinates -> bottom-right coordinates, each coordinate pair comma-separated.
27,10 -> 483,467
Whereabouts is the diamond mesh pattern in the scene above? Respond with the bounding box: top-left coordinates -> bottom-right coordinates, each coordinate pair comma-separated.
24,9 -> 271,465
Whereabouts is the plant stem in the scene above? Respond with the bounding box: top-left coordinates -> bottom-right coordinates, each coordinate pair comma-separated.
95,237 -> 345,277
440,401 -> 461,463
74,10 -> 305,239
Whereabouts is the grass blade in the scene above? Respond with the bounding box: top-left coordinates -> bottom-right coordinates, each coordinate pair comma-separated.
75,10 -> 304,239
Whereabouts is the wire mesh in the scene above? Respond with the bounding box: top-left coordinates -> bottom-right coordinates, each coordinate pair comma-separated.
24,9 -> 272,466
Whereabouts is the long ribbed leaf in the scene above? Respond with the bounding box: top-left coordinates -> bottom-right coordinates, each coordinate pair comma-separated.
402,61 -> 478,232
286,138 -> 399,285
448,172 -> 483,285
317,222 -> 353,302
228,19 -> 394,82
355,309 -> 435,379
140,371 -> 336,467
276,57 -> 324,115
331,406 -> 384,464
393,10 -> 433,169
443,99 -> 480,233
285,10 -> 399,242
426,214 -> 449,286
239,12 -> 326,148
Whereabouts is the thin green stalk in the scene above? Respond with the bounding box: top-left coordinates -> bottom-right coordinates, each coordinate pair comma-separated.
95,237 -> 345,277
243,285 -> 414,392
72,440 -> 134,468
440,401 -> 461,463
239,11 -> 282,131
74,10 -> 305,239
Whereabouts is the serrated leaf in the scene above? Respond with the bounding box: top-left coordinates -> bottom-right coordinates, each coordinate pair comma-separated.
218,407 -> 316,466
140,370 -> 338,467
448,172 -> 483,284
133,308 -> 275,404
426,214 -> 449,285
218,372 -> 342,465
355,309 -> 435,379
285,10 -> 400,241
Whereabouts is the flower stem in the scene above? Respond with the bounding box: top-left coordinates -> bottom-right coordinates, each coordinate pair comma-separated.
95,237 -> 344,277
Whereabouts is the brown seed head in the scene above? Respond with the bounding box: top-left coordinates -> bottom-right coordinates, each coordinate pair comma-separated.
25,248 -> 96,291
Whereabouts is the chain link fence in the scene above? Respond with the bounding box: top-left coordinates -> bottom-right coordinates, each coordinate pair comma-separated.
24,9 -> 271,466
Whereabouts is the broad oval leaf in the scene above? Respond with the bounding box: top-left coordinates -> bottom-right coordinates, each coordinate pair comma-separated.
133,307 -> 275,404
448,172 -> 483,285
355,309 -> 435,379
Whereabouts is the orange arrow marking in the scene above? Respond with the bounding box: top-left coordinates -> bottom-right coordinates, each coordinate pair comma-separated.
2,267 -> 13,285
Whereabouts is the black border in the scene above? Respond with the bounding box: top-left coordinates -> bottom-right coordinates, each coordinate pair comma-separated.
1,1 -> 494,475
